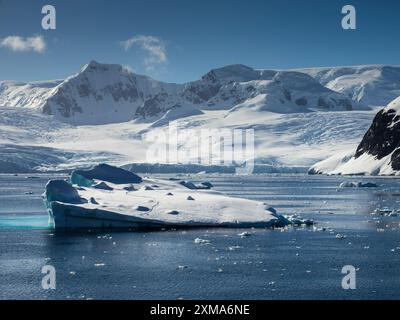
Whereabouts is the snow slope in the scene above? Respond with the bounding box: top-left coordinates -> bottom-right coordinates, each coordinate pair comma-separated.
310,96 -> 400,175
0,101 -> 376,173
0,79 -> 61,109
297,65 -> 400,107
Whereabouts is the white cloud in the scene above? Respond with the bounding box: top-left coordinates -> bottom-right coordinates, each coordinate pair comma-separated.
0,35 -> 46,53
121,35 -> 167,71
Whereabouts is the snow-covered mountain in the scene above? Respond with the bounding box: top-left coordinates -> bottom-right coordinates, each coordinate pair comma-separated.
184,64 -> 364,113
3,60 -> 397,173
310,96 -> 400,175
298,65 -> 400,107
0,79 -> 62,109
0,61 -> 367,125
1,61 -> 199,125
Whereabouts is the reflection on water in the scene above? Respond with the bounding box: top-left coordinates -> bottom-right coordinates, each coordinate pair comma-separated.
0,215 -> 49,230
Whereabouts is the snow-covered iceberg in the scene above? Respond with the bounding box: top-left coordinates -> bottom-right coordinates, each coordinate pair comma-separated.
44,164 -> 289,230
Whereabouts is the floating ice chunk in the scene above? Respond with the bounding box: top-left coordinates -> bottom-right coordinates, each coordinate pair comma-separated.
372,208 -> 400,217
71,163 -> 142,187
94,263 -> 106,267
335,234 -> 347,239
177,265 -> 188,270
285,214 -> 314,226
339,181 -> 378,188
238,231 -> 251,238
339,182 -> 355,188
194,238 -> 211,245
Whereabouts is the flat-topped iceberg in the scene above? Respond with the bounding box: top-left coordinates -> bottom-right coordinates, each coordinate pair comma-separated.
44,164 -> 289,230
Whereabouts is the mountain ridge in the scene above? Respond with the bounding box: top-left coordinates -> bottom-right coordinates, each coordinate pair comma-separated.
0,60 -> 372,125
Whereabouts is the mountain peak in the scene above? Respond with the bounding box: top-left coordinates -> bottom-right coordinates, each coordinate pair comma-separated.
202,64 -> 259,82
385,96 -> 400,114
88,60 -> 100,67
79,60 -> 128,75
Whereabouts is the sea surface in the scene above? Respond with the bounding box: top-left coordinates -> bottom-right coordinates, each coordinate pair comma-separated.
0,173 -> 400,300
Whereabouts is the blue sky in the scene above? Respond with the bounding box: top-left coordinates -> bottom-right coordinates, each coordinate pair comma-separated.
0,0 -> 399,83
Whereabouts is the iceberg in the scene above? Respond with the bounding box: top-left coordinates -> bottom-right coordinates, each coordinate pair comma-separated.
44,164 -> 289,231
339,181 -> 378,188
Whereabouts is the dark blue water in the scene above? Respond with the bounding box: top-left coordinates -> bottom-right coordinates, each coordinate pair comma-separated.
0,173 -> 400,300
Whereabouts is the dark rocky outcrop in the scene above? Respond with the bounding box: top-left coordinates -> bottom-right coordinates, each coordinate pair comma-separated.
355,106 -> 400,170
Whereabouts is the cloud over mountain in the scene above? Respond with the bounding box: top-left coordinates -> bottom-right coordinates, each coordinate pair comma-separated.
0,35 -> 46,53
121,35 -> 167,71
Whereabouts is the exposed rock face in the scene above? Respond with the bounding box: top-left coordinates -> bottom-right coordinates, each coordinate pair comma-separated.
309,96 -> 400,175
355,97 -> 400,170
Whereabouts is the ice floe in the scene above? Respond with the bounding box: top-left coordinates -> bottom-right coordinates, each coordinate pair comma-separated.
371,208 -> 400,217
284,214 -> 314,226
339,181 -> 378,188
194,238 -> 211,245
